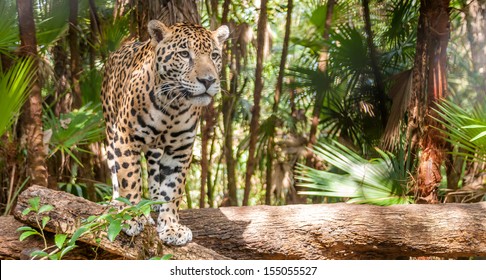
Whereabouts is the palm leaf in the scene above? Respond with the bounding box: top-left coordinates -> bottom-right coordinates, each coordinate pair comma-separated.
35,0 -> 70,48
296,141 -> 412,205
433,99 -> 486,161
0,58 -> 36,137
0,1 -> 19,55
44,102 -> 105,165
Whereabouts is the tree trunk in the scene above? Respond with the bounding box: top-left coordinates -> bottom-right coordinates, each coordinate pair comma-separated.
17,0 -> 48,188
305,0 -> 335,169
220,0 -> 238,206
464,0 -> 486,103
265,0 -> 293,205
68,0 -> 82,108
407,0 -> 451,203
243,0 -> 268,206
199,0 -> 221,209
12,185 -> 486,260
132,0 -> 200,41
362,0 -> 388,129
88,0 -> 101,70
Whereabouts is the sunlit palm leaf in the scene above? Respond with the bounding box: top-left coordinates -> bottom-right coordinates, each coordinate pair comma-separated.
434,99 -> 486,161
0,58 -> 35,136
297,141 -> 412,205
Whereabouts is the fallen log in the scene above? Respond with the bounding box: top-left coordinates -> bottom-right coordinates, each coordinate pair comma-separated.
13,185 -> 228,260
0,215 -> 121,260
13,185 -> 486,259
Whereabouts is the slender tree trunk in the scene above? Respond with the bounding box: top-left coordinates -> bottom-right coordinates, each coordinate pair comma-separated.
199,1 -> 221,208
243,0 -> 268,206
69,0 -> 82,108
88,0 -> 101,70
362,0 -> 388,129
407,0 -> 451,203
220,0 -> 238,206
17,0 -> 48,188
464,0 -> 486,103
305,0 -> 335,168
265,0 -> 293,205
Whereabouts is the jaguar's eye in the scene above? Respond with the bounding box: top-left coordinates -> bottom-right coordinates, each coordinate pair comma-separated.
211,52 -> 220,60
179,51 -> 190,58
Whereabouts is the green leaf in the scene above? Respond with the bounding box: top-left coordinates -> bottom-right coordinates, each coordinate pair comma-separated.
28,197 -> 40,211
16,226 -> 34,232
41,216 -> 50,228
470,130 -> 486,142
107,220 -> 122,242
161,254 -> 173,260
68,226 -> 88,246
55,234 -> 68,249
19,230 -> 40,241
60,244 -> 77,259
85,215 -> 98,223
21,208 -> 32,216
38,204 -> 54,214
115,197 -> 131,205
141,205 -> 151,217
48,254 -> 59,260
30,250 -> 49,258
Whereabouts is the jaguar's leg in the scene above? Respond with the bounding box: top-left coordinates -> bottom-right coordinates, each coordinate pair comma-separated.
146,147 -> 192,246
108,132 -> 153,236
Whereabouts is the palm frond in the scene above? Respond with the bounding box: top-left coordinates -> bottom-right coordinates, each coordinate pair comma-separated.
0,1 -> 19,55
35,0 -> 70,48
44,102 -> 105,165
434,99 -> 486,161
0,58 -> 36,137
296,141 -> 413,205
381,69 -> 413,150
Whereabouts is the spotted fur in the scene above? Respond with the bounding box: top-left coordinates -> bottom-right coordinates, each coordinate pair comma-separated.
101,20 -> 229,245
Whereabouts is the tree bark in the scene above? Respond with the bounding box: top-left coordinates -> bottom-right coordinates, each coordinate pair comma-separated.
17,0 -> 48,188
12,185 -> 486,260
407,0 -> 451,203
243,0 -> 268,206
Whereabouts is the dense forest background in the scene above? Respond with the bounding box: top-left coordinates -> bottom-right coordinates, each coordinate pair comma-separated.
0,0 -> 485,214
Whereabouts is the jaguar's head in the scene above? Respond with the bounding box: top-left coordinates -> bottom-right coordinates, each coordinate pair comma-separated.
148,20 -> 229,107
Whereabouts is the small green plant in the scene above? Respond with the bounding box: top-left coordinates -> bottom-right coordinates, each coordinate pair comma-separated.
17,197 -> 170,260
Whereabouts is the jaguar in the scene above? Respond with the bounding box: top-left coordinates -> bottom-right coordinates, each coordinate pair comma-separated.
101,20 -> 229,245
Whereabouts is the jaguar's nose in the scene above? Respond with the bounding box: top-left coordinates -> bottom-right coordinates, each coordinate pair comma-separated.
197,77 -> 216,90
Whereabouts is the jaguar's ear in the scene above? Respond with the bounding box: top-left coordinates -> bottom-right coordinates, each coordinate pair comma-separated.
212,25 -> 229,45
148,20 -> 170,46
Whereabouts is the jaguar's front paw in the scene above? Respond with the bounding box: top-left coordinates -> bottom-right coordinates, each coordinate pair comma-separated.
109,200 -> 155,236
157,223 -> 193,246
123,215 -> 155,236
